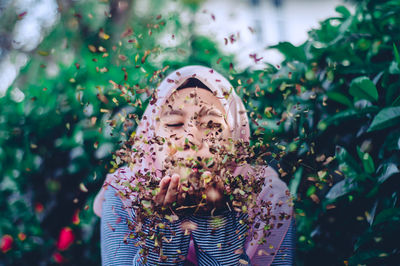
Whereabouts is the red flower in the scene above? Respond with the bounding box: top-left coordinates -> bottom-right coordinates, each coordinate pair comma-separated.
56,227 -> 75,251
35,202 -> 44,213
1,234 -> 13,253
53,251 -> 65,263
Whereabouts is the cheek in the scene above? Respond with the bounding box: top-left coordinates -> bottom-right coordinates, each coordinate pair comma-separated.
154,143 -> 167,168
154,140 -> 179,167
157,125 -> 185,147
214,127 -> 231,142
222,127 -> 232,138
216,129 -> 234,152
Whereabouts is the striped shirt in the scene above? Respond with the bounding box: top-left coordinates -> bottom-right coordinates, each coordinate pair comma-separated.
101,187 -> 295,265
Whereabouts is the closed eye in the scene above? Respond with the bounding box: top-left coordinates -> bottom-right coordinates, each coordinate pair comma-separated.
167,123 -> 184,127
201,121 -> 222,129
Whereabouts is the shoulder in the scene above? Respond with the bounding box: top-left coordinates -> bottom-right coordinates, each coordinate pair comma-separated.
254,164 -> 293,216
98,166 -> 137,213
233,163 -> 293,215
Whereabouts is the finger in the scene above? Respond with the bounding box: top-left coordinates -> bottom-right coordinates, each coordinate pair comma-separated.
164,174 -> 180,205
175,174 -> 188,205
154,176 -> 171,206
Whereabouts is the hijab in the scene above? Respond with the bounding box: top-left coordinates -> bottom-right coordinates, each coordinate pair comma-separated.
93,65 -> 293,265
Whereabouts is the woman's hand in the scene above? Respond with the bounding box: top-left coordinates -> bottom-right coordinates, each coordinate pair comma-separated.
153,171 -> 226,215
154,174 -> 188,209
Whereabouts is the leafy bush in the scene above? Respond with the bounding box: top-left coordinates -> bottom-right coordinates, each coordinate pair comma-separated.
0,0 -> 399,265
246,0 -> 399,264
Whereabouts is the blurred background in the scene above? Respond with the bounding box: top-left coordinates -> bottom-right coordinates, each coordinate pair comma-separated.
1,0 -> 354,94
1,0 -> 400,265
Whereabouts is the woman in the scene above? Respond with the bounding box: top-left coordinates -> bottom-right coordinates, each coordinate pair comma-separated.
94,65 -> 295,265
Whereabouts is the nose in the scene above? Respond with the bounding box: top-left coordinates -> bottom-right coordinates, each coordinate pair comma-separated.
186,121 -> 203,149
176,122 -> 214,165
185,131 -> 212,164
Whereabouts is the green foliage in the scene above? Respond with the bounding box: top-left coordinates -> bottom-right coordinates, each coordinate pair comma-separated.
349,76 -> 378,102
1,0 -> 400,265
247,0 -> 400,264
368,106 -> 400,132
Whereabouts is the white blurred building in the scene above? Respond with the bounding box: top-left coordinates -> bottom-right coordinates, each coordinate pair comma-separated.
194,0 -> 354,69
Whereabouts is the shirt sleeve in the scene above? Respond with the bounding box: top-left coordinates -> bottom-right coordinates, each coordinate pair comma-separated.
101,186 -> 138,266
189,212 -> 251,266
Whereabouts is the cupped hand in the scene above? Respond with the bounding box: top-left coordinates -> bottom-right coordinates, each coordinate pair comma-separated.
154,174 -> 188,210
153,171 -> 227,215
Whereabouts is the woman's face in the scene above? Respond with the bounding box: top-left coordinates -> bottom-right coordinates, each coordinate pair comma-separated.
155,87 -> 232,173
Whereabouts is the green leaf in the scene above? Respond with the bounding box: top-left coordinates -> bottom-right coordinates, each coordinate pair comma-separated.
393,43 -> 400,66
335,5 -> 351,18
367,106 -> 400,132
317,106 -> 379,131
373,208 -> 400,226
389,61 -> 400,74
349,76 -> 378,102
269,42 -> 307,62
356,146 -> 364,161
336,146 -> 362,173
338,16 -> 353,35
386,83 -> 400,105
306,185 -> 316,197
289,166 -> 303,195
325,179 -> 357,200
326,91 -> 353,107
362,152 -> 375,174
356,146 -> 374,175
380,130 -> 400,156
377,163 -> 399,184
392,94 -> 400,106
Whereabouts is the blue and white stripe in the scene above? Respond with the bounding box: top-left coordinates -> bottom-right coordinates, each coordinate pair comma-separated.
101,187 -> 295,265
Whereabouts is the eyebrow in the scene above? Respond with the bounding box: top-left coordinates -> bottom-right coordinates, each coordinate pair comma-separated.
162,109 -> 185,116
198,106 -> 223,117
161,107 -> 223,118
